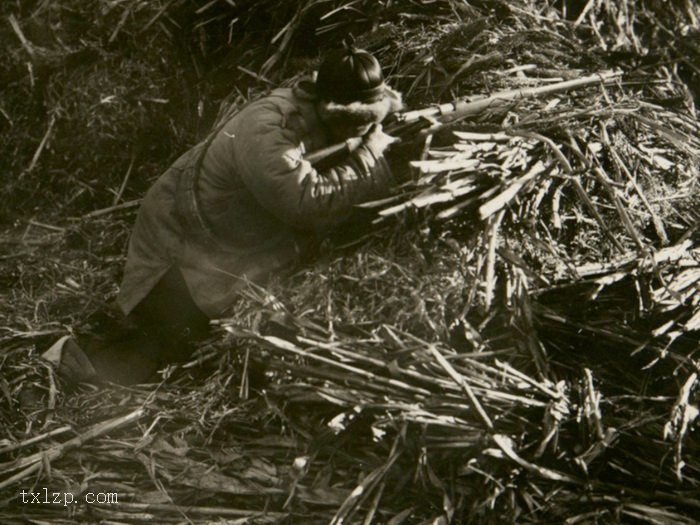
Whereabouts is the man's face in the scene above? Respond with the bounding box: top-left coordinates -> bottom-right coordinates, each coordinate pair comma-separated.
329,121 -> 374,141
317,107 -> 377,141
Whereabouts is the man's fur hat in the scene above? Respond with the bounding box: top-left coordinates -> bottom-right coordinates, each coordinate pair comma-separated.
315,85 -> 404,127
313,47 -> 404,126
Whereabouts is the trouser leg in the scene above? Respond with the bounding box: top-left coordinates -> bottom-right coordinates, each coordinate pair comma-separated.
77,267 -> 210,384
128,266 -> 210,363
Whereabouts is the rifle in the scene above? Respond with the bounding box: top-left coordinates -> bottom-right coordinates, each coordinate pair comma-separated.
304,70 -> 622,166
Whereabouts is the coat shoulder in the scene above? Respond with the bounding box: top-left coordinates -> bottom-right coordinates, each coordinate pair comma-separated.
237,85 -> 320,140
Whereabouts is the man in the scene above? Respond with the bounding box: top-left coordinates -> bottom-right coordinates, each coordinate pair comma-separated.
43,47 -> 404,384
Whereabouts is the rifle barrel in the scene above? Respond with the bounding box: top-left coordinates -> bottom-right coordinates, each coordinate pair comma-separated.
443,70 -> 621,122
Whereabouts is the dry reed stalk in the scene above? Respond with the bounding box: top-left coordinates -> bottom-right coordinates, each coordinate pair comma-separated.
0,408 -> 144,491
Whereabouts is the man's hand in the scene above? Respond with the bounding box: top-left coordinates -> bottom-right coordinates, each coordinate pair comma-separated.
363,124 -> 399,156
306,124 -> 398,166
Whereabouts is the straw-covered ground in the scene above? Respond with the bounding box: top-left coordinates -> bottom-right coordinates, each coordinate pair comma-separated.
1,0 -> 699,523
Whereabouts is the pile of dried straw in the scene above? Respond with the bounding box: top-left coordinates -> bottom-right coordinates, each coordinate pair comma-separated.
2,0 -> 699,523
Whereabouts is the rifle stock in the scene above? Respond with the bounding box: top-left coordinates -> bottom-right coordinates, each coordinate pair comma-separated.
304,70 -> 621,166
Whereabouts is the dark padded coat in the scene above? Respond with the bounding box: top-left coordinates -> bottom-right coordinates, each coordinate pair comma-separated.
117,79 -> 402,317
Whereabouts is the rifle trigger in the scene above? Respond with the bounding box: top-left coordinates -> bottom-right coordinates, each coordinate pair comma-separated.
420,114 -> 440,126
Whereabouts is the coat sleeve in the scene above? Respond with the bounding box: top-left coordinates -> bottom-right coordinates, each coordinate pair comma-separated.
233,100 -> 396,233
